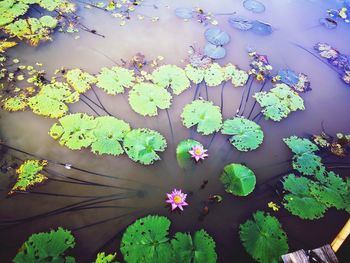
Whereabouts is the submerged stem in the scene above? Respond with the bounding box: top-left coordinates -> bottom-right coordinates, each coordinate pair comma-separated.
236,76 -> 252,116
165,109 -> 175,146
247,80 -> 266,119
80,97 -> 101,116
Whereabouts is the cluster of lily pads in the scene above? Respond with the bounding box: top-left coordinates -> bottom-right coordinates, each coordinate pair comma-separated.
320,1 -> 350,29
281,136 -> 350,219
0,0 -> 77,46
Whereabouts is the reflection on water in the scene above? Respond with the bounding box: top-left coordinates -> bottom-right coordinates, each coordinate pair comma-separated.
1,0 -> 350,262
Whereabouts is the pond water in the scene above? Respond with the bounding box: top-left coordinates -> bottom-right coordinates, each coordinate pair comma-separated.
0,0 -> 350,262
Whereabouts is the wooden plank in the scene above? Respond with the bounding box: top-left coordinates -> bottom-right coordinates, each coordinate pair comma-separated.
282,245 -> 338,263
331,218 -> 350,252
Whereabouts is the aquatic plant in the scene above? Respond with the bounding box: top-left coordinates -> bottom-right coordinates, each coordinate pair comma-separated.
176,139 -> 204,168
95,252 -> 119,263
28,81 -> 79,118
254,83 -> 305,121
13,227 -> 76,263
185,63 -> 225,86
174,7 -> 219,26
273,69 -> 311,93
283,136 -> 325,176
228,15 -> 272,35
9,159 -> 48,195
220,163 -> 256,196
96,66 -> 135,95
243,0 -> 265,13
248,51 -> 272,81
151,65 -> 190,95
204,28 -> 231,59
120,215 -> 174,263
65,68 -> 97,93
189,145 -> 208,162
312,132 -> 350,157
181,99 -> 222,135
128,82 -> 172,116
171,230 -> 217,263
223,63 -> 249,87
91,116 -> 131,156
166,188 -> 189,211
0,39 -> 17,53
239,211 -> 289,263
123,128 -> 167,165
221,117 -> 264,152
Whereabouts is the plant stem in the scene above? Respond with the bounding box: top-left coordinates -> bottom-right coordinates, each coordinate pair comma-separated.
236,76 -> 252,116
165,108 -> 175,146
193,82 -> 201,100
247,80 -> 266,119
205,82 -> 209,100
80,97 -> 101,116
91,86 -> 112,115
241,77 -> 255,116
220,82 -> 226,113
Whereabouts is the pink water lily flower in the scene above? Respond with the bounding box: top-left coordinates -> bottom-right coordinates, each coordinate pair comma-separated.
189,145 -> 208,162
166,189 -> 188,211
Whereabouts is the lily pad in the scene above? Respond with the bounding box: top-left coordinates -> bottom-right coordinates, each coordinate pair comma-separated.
152,65 -> 190,95
185,64 -> 205,84
204,43 -> 226,60
181,100 -> 222,135
96,66 -> 135,95
90,116 -> 131,156
228,16 -> 253,31
128,82 -> 172,116
123,128 -> 167,165
243,0 -> 265,13
171,230 -> 217,263
239,211 -> 289,263
49,113 -> 97,150
224,64 -> 249,87
65,68 -> 96,93
9,159 -> 48,195
204,28 -> 231,46
175,8 -> 193,19
250,20 -> 273,35
220,163 -> 256,196
176,139 -> 204,168
2,96 -> 27,112
0,0 -> 29,27
204,63 -> 225,86
120,215 -> 174,263
221,117 -> 264,152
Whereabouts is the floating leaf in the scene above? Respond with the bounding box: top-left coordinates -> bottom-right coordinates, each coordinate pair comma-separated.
228,16 -> 253,31
0,39 -> 17,52
171,230 -> 217,263
28,82 -> 79,118
128,82 -> 172,116
65,68 -> 96,93
123,128 -> 167,165
13,227 -> 76,263
239,211 -> 289,263
90,116 -> 131,156
181,99 -> 222,135
223,63 -> 249,87
283,136 -> 325,176
254,83 -> 305,122
204,43 -> 226,60
175,8 -> 193,19
311,171 -> 350,211
49,113 -> 97,150
120,215 -> 174,263
204,63 -> 225,86
2,96 -> 27,112
95,252 -> 118,263
176,139 -> 203,168
4,16 -> 58,46
221,117 -> 264,152
9,160 -> 48,195
0,0 -> 29,27
152,65 -> 190,95
185,64 -> 205,84
282,174 -> 327,220
243,0 -> 265,13
204,28 -> 231,46
220,163 -> 256,196
250,21 -> 273,35
96,66 -> 135,95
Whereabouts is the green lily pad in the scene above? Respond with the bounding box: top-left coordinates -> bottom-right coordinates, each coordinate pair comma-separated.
128,82 -> 172,116
204,63 -> 225,87
13,227 -> 76,263
221,117 -> 264,152
254,83 -> 305,122
95,252 -> 118,263
185,64 -> 205,84
96,66 -> 135,95
220,163 -> 256,196
123,128 -> 167,165
91,116 -> 131,156
120,215 -> 174,263
181,99 -> 222,135
152,65 -> 190,95
176,139 -> 203,168
49,113 -> 97,150
224,63 -> 249,87
2,96 -> 27,112
239,211 -> 289,263
0,0 -> 29,27
171,230 -> 217,263
65,68 -> 96,93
